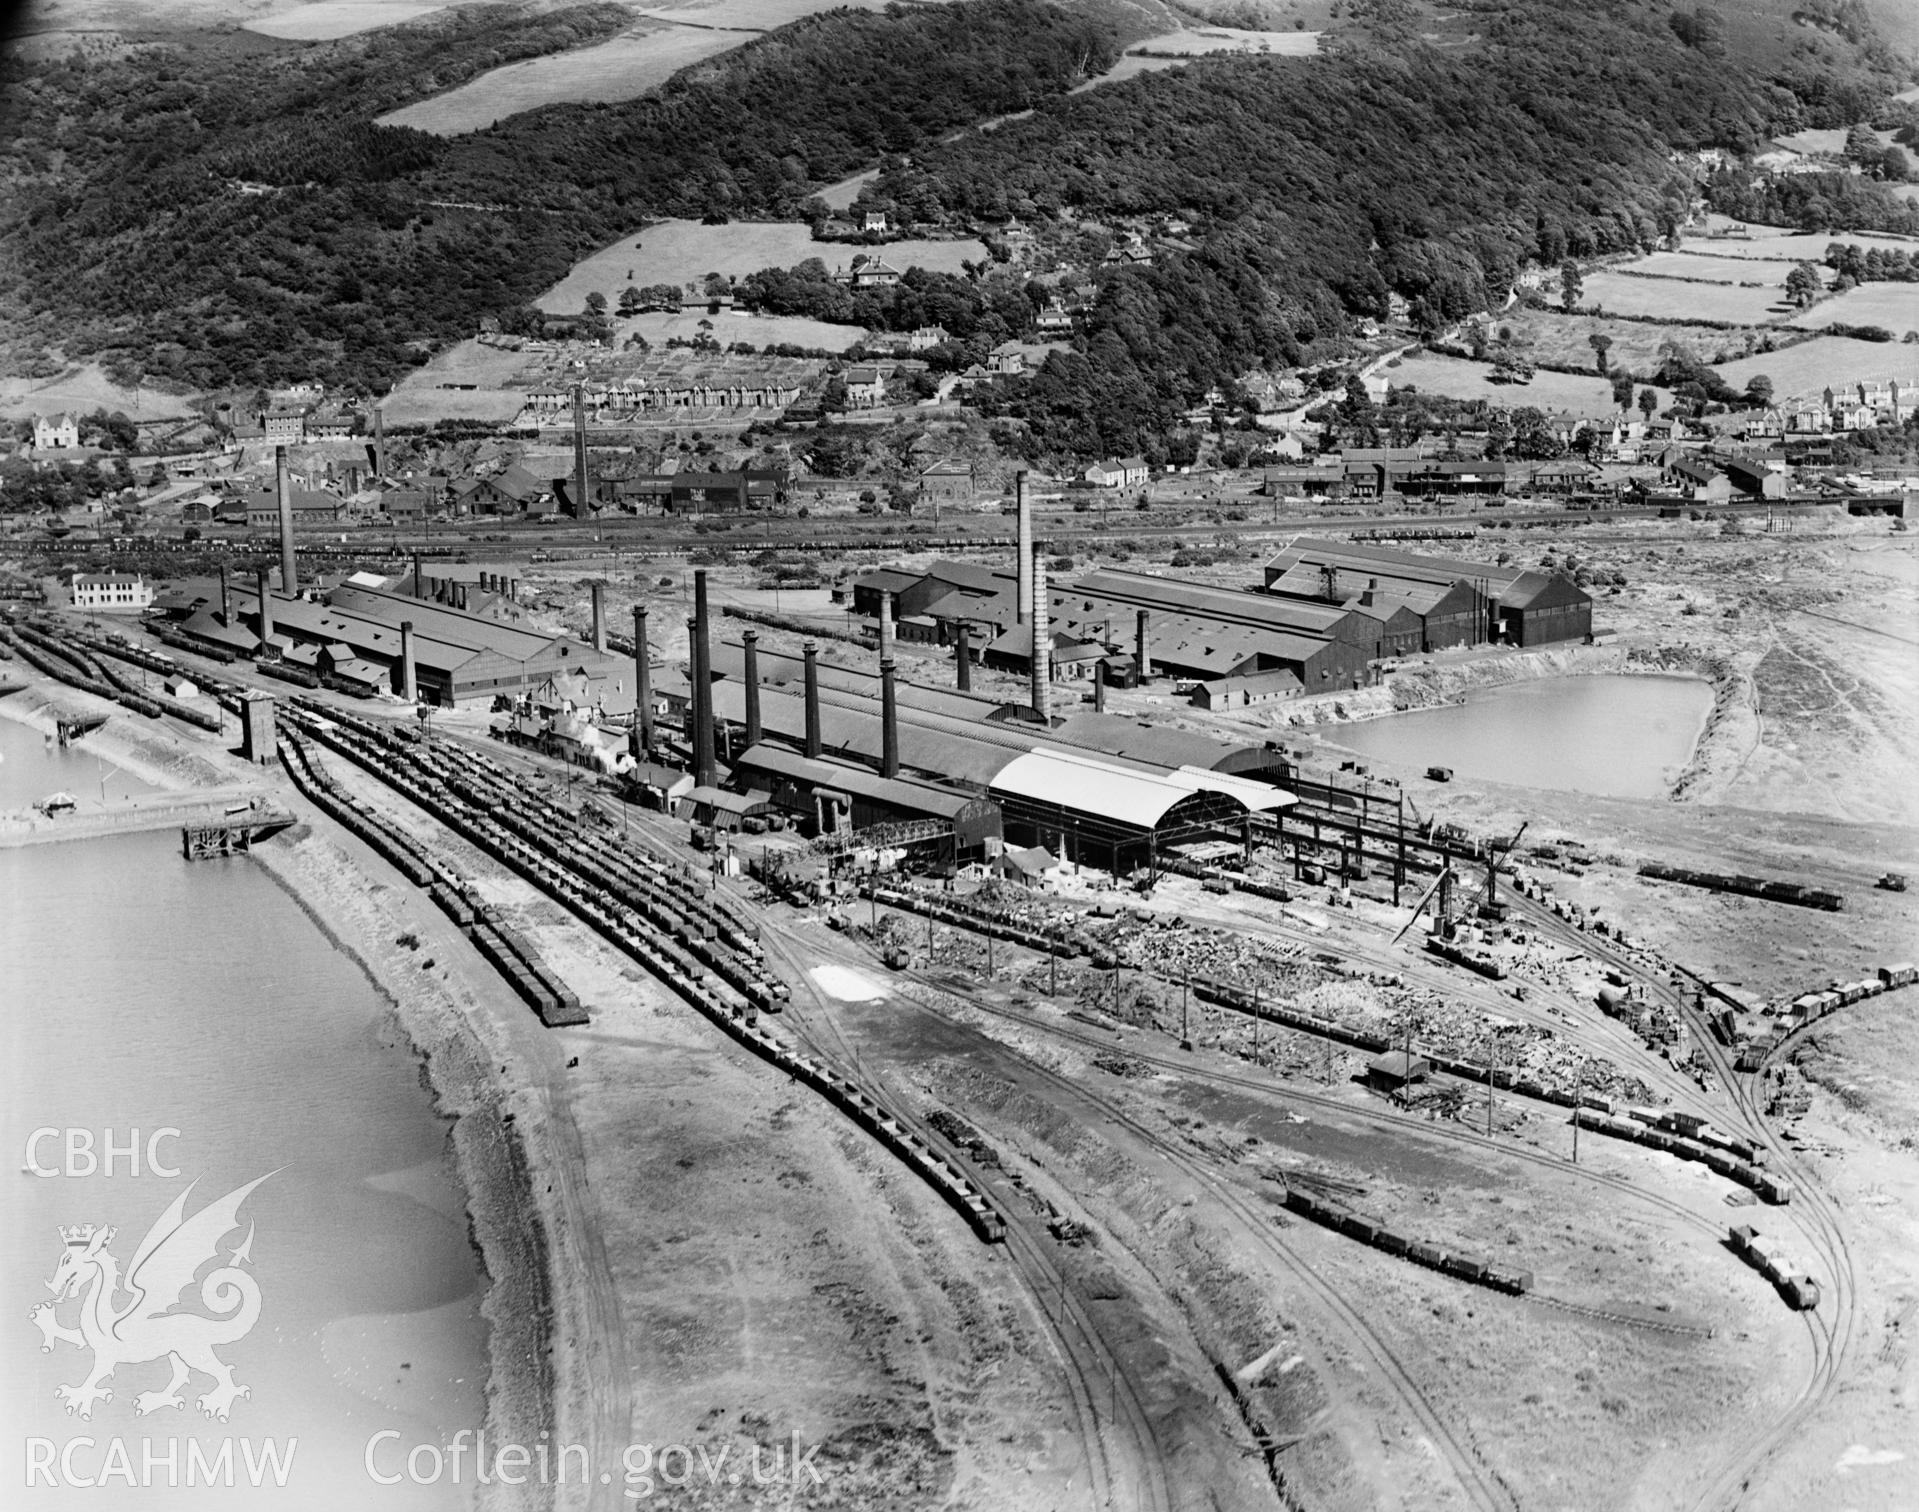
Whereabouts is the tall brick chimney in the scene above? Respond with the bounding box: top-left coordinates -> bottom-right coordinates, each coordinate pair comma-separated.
275,445 -> 297,594
255,566 -> 273,646
631,604 -> 653,757
1015,469 -> 1032,626
879,592 -> 899,779
742,629 -> 762,748
802,639 -> 822,759
692,569 -> 715,788
400,620 -> 418,704
1030,548 -> 1050,724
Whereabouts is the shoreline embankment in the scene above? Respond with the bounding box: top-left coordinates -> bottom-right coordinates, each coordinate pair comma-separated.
1,671 -> 595,1512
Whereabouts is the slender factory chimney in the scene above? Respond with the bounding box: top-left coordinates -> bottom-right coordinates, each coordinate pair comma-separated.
880,592 -> 899,780
1135,609 -> 1152,681
692,569 -> 716,788
219,563 -> 231,626
802,639 -> 822,759
374,404 -> 386,481
742,629 -> 762,748
954,623 -> 972,693
572,382 -> 589,520
1015,469 -> 1032,626
413,549 -> 424,599
1362,576 -> 1377,609
1094,662 -> 1106,714
275,445 -> 297,594
590,583 -> 606,654
1030,548 -> 1051,724
255,566 -> 273,646
632,604 -> 653,758
400,620 -> 418,705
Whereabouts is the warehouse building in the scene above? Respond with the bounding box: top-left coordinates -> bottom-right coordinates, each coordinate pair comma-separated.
850,560 -> 1379,690
180,576 -> 628,707
1263,538 -> 1592,649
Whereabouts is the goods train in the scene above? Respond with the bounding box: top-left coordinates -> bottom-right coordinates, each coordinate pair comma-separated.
1728,1224 -> 1819,1310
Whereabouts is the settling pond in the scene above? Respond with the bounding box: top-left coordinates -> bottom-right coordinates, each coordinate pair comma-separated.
1320,674 -> 1714,800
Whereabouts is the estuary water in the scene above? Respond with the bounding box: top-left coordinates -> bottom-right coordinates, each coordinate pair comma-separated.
0,713 -> 159,809
2,810 -> 487,1508
1323,674 -> 1714,800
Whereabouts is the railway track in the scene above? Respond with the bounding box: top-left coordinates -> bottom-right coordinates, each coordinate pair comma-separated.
1498,891 -> 1858,1512
874,967 -> 1520,1512
882,953 -> 1740,1250
756,922 -> 1171,1512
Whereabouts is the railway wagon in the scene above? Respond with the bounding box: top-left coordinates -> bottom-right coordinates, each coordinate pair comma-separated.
1729,1225 -> 1819,1310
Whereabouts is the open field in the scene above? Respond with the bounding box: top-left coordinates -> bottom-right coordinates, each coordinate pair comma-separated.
635,0 -> 943,24
1772,127 -> 1850,156
378,24 -> 750,135
0,364 -> 198,421
619,308 -> 862,350
540,219 -> 990,310
1712,334 -> 1913,400
242,0 -> 444,38
1488,309 -> 1791,377
817,168 -> 879,211
1123,25 -> 1320,56
1627,251 -> 1801,287
1383,350 -> 1643,410
380,339 -> 535,426
1580,270 -> 1793,324
1692,229 -> 1919,262
1789,281 -> 1919,334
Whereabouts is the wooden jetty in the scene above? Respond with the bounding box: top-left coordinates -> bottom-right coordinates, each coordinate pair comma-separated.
55,712 -> 109,746
182,805 -> 295,860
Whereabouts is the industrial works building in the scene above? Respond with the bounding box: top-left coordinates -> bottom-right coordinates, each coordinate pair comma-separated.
1262,538 -> 1592,650
850,560 -> 1377,692
688,632 -> 1296,875
170,571 -> 630,708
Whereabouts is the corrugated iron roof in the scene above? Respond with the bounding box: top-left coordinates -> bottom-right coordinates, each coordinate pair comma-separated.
990,749 -> 1200,829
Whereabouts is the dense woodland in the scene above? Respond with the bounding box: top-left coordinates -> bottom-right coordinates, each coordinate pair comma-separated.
0,0 -> 1913,460
0,0 -> 1120,393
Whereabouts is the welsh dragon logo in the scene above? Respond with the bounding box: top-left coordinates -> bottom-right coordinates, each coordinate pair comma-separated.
30,1173 -> 274,1422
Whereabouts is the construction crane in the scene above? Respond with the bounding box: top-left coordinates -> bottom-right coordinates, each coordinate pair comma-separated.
1480,820 -> 1529,919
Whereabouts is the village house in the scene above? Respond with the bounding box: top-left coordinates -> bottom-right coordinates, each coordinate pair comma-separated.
1085,456 -> 1150,490
841,366 -> 888,409
917,458 -> 976,506
33,412 -> 79,450
847,255 -> 902,289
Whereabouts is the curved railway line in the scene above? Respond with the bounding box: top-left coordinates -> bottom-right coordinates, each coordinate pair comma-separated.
1497,889 -> 1857,1512
868,964 -> 1521,1512
756,922 -> 1172,1512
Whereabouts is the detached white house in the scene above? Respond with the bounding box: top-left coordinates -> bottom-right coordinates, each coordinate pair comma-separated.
70,573 -> 154,612
34,412 -> 79,450
1085,456 -> 1150,489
